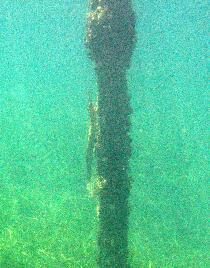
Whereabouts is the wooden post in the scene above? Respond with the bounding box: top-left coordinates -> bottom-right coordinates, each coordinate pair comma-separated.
85,1 -> 136,267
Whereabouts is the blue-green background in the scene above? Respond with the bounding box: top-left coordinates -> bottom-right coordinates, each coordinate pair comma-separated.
0,1 -> 208,267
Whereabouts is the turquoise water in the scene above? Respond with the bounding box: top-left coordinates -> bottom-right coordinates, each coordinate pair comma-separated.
0,1 -> 208,267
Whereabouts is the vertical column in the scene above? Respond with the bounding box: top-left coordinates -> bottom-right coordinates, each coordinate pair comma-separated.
85,1 -> 136,267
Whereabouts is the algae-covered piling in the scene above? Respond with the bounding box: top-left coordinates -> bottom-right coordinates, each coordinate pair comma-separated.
85,0 -> 136,267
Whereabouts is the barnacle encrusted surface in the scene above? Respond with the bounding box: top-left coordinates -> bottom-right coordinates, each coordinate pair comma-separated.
86,0 -> 136,70
85,1 -> 136,266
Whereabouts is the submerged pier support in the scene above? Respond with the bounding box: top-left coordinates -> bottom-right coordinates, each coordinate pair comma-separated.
85,1 -> 136,267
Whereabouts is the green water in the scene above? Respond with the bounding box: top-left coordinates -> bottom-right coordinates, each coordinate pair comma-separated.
0,1 -> 208,267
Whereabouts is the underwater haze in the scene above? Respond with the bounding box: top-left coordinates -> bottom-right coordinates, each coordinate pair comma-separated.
0,1 -> 209,267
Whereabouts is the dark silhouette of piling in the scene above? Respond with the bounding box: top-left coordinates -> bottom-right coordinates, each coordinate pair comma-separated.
85,1 -> 136,267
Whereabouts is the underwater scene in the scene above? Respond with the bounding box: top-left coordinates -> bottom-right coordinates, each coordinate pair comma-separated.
0,1 -> 209,267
